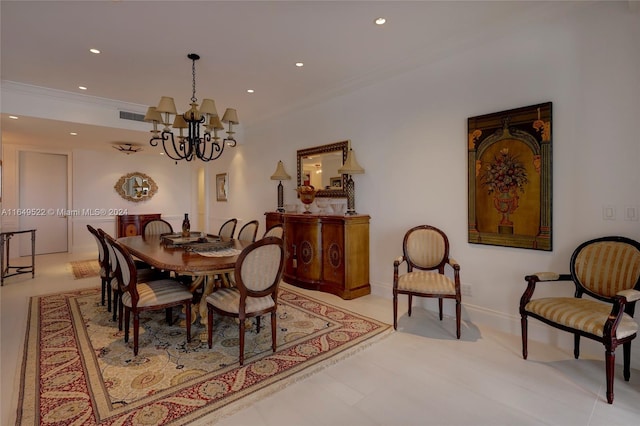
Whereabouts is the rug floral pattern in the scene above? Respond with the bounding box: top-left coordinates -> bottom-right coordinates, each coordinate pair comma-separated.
18,287 -> 390,425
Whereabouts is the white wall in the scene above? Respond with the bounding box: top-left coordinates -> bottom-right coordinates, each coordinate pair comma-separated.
217,1 -> 640,356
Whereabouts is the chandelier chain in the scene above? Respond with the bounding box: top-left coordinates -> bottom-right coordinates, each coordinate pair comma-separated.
191,57 -> 197,103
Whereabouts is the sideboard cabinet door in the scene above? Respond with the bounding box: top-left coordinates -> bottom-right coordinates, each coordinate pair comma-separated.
116,214 -> 162,237
267,212 -> 370,299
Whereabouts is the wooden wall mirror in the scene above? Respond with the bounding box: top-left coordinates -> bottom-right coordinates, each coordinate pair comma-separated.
297,140 -> 349,198
114,171 -> 158,202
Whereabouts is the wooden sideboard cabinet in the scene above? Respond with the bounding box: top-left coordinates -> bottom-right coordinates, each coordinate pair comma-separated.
116,213 -> 162,237
265,212 -> 370,299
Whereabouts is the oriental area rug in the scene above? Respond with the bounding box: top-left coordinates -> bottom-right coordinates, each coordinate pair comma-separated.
69,259 -> 101,279
17,287 -> 391,425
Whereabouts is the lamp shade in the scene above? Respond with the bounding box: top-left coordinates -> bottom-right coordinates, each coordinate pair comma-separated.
338,149 -> 365,174
271,160 -> 291,180
221,108 -> 239,124
172,114 -> 188,129
200,98 -> 218,116
156,96 -> 177,114
209,115 -> 225,130
144,107 -> 162,123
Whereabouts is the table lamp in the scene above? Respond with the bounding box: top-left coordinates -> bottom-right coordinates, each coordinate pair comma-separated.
337,149 -> 365,215
270,160 -> 291,213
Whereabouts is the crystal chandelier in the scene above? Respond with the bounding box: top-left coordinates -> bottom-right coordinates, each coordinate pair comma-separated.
144,53 -> 238,162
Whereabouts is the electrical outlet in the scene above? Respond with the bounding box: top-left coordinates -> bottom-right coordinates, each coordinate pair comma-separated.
461,283 -> 472,297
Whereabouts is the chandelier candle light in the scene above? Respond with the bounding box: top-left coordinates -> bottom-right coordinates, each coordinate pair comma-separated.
144,53 -> 239,162
337,149 -> 365,215
270,161 -> 291,213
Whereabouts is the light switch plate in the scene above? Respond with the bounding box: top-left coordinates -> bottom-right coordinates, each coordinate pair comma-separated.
603,205 -> 616,220
624,205 -> 639,221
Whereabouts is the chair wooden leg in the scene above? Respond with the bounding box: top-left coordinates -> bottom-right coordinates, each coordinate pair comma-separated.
455,299 -> 461,339
521,315 -> 528,360
118,294 -> 124,331
207,305 -> 214,348
574,334 -> 580,359
185,302 -> 191,343
605,347 -> 615,404
256,315 -> 261,333
623,341 -> 631,381
101,278 -> 107,306
438,298 -> 443,321
271,311 -> 277,353
393,291 -> 398,330
112,290 -> 118,323
165,307 -> 172,325
124,308 -> 130,343
239,315 -> 246,365
408,295 -> 413,317
133,312 -> 140,356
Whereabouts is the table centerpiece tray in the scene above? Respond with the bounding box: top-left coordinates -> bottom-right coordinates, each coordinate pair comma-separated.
161,233 -> 234,252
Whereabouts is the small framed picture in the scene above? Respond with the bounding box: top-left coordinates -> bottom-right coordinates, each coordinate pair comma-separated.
330,176 -> 342,188
216,173 -> 228,201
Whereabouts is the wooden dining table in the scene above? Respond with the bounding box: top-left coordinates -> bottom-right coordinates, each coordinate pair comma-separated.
117,234 -> 251,324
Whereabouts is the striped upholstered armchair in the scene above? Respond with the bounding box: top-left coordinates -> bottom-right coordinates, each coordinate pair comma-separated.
520,236 -> 640,404
393,225 -> 462,338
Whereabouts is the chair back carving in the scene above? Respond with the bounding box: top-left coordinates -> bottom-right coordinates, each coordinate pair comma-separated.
143,219 -> 173,237
219,218 -> 238,239
238,220 -> 259,243
87,225 -> 108,276
571,237 -> 640,300
104,233 -> 138,305
403,225 -> 449,272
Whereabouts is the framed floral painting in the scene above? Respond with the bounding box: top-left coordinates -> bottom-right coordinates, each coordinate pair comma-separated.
467,102 -> 552,250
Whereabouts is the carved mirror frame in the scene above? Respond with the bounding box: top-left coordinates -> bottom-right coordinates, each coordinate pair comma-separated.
297,140 -> 349,198
114,171 -> 158,202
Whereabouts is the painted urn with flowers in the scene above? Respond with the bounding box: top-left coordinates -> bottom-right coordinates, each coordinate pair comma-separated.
480,148 -> 528,232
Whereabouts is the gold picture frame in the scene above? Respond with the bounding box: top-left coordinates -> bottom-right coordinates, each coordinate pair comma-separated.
216,173 -> 228,202
468,102 -> 552,250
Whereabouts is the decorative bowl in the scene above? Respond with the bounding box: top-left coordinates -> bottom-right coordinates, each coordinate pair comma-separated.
296,186 -> 317,214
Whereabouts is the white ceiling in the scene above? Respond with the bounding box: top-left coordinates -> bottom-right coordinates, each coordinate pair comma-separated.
1,0 -> 564,153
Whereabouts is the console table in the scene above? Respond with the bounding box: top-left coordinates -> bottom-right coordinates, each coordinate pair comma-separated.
265,212 -> 370,299
116,213 -> 162,237
1,228 -> 36,286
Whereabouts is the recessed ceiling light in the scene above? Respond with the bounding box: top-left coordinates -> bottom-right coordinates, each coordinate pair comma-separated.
375,17 -> 386,25
295,62 -> 304,67
70,132 -> 78,136
78,86 -> 87,90
247,89 -> 254,93
89,48 -> 101,54
9,115 -> 18,120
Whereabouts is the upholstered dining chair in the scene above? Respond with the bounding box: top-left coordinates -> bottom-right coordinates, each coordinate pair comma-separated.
107,234 -> 193,355
393,225 -> 462,338
520,236 -> 640,404
237,220 -> 259,242
263,224 -> 284,239
207,236 -> 285,365
218,218 -> 237,239
142,219 -> 173,237
101,230 -> 167,326
87,225 -> 110,306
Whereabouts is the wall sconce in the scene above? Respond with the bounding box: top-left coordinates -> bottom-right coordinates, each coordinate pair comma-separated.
270,160 -> 291,213
337,149 -> 365,215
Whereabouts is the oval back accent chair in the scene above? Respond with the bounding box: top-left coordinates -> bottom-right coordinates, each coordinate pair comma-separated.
237,220 -> 259,242
393,225 -> 462,338
263,224 -> 284,239
520,236 -> 640,404
87,225 -> 110,306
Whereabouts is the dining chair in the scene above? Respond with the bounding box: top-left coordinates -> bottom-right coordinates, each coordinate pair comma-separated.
109,235 -> 193,356
262,224 -> 284,239
237,220 -> 259,243
87,225 -> 110,306
218,218 -> 237,239
207,236 -> 285,365
101,230 -> 169,328
142,219 -> 173,237
393,225 -> 462,338
520,236 -> 640,403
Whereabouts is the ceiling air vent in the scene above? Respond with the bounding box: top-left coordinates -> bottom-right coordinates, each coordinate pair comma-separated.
119,111 -> 146,122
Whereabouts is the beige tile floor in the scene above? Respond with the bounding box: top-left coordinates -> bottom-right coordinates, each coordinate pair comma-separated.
2,251 -> 640,425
